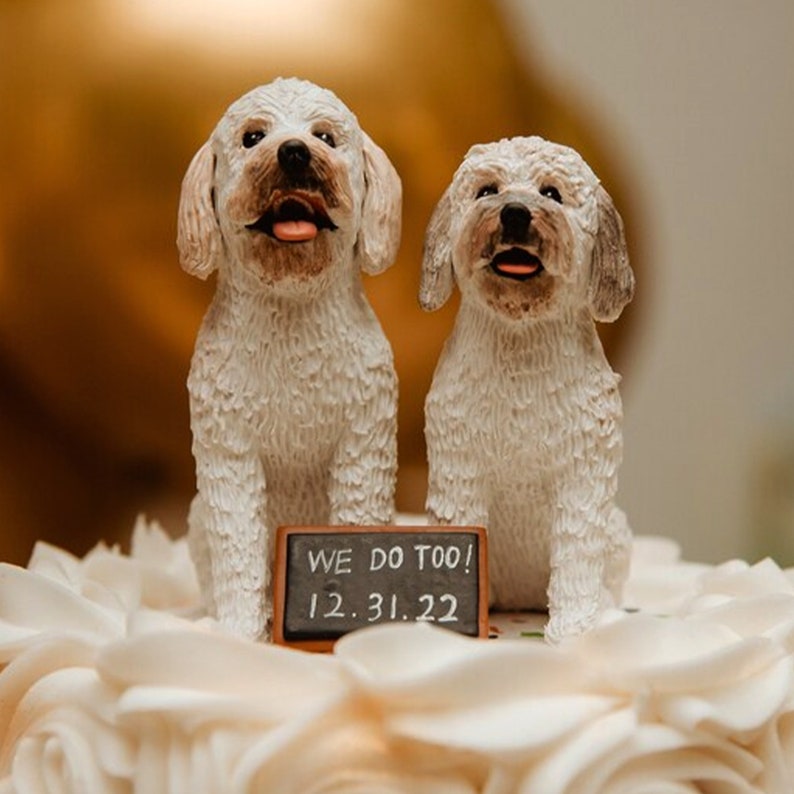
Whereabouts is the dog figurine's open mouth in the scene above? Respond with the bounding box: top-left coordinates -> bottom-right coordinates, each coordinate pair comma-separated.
246,192 -> 338,242
489,247 -> 544,281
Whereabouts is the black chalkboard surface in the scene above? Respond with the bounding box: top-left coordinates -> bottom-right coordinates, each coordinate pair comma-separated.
273,526 -> 488,650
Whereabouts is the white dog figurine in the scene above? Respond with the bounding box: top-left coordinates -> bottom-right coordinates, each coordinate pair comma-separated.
178,78 -> 401,640
421,136 -> 634,643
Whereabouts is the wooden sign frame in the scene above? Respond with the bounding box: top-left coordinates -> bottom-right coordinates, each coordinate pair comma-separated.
273,525 -> 488,652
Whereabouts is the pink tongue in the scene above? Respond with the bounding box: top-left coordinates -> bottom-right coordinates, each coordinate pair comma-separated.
273,220 -> 318,241
498,263 -> 539,275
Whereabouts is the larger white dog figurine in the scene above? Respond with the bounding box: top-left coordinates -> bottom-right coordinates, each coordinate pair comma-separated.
421,136 -> 634,643
178,78 -> 401,640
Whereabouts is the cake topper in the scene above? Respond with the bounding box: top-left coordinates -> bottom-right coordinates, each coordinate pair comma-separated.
178,78 -> 401,641
421,136 -> 635,643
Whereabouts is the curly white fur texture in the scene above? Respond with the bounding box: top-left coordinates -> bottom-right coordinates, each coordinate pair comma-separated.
421,136 -> 635,643
178,78 -> 401,641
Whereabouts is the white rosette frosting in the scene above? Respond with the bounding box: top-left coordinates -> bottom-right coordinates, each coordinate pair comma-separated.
1,526 -> 794,793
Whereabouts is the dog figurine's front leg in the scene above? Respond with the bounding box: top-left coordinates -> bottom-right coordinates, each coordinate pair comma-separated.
425,385 -> 490,529
328,366 -> 398,525
544,487 -> 629,644
190,446 -> 270,641
425,451 -> 489,530
545,531 -> 607,644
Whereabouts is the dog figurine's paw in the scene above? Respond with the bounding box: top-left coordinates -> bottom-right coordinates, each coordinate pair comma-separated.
544,607 -> 600,645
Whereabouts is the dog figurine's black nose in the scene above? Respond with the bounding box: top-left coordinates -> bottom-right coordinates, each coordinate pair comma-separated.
500,203 -> 532,241
278,139 -> 312,173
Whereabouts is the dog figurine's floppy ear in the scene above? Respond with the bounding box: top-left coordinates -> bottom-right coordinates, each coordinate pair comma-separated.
419,188 -> 455,311
356,133 -> 402,276
177,141 -> 222,280
588,185 -> 635,322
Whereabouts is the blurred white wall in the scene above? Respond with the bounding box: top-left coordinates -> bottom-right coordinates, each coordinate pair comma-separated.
500,0 -> 794,562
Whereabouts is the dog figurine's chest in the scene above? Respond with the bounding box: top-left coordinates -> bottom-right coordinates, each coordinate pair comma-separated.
255,347 -> 346,460
428,318 -> 622,476
188,299 -> 390,465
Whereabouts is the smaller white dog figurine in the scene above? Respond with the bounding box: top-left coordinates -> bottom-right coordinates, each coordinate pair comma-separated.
178,78 -> 401,641
421,136 -> 634,643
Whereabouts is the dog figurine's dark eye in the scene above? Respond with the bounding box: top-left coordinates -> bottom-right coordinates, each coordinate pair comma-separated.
476,184 -> 499,199
242,130 -> 266,149
540,185 -> 563,204
313,131 -> 336,148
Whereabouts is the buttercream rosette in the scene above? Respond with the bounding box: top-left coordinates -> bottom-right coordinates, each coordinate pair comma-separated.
1,520 -> 794,793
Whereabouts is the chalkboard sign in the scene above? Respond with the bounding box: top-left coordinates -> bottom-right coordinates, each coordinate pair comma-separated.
273,526 -> 488,651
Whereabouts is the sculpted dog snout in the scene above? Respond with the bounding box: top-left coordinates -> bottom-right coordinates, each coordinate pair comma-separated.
278,139 -> 312,174
500,202 -> 532,242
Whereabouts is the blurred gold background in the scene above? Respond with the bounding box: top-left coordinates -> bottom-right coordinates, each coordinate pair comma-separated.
0,0 -> 638,564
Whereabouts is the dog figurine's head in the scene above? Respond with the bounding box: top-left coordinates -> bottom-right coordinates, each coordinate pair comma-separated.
420,136 -> 633,323
178,78 -> 401,295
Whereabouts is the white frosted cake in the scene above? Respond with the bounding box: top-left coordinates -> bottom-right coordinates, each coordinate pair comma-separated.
1,519 -> 793,792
